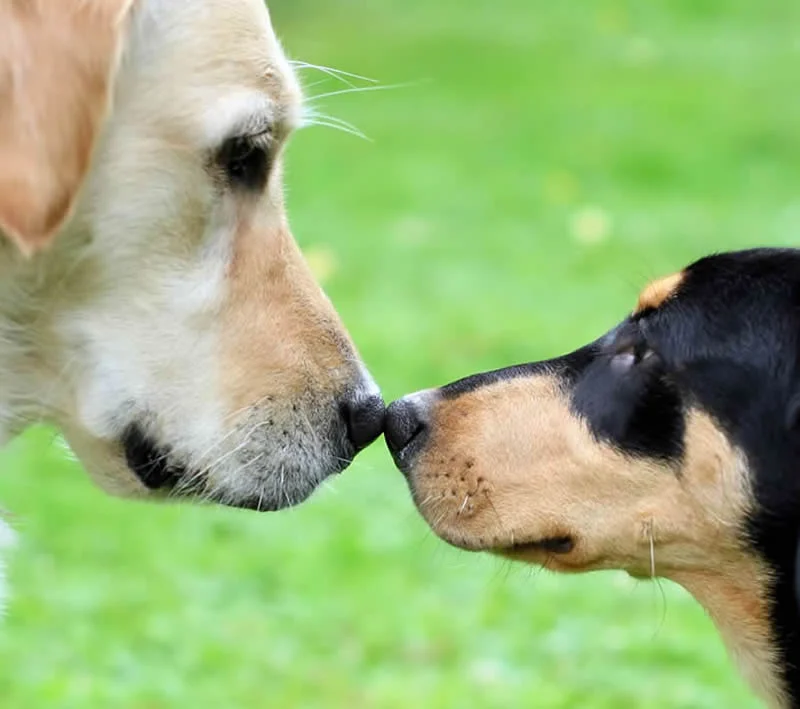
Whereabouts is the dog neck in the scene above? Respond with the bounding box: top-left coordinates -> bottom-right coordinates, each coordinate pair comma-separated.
674,564 -> 792,709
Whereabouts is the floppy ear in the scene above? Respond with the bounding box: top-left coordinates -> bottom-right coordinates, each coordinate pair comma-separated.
0,0 -> 135,255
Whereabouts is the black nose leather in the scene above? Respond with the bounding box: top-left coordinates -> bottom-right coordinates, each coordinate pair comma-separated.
385,396 -> 428,458
342,394 -> 386,451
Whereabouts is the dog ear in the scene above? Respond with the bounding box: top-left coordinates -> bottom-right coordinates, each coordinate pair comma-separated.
0,0 -> 135,255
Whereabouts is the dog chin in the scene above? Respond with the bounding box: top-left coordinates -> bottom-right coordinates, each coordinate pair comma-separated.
200,446 -> 353,512
118,422 -> 351,512
61,419 -> 352,512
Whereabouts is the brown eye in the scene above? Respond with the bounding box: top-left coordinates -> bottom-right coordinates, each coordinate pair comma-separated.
218,134 -> 270,191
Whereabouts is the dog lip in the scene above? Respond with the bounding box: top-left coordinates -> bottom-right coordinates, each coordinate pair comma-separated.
499,536 -> 575,555
120,419 -> 360,508
121,422 -> 356,507
386,426 -> 427,475
121,424 -> 185,490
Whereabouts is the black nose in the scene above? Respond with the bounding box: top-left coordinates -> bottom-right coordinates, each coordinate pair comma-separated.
341,393 -> 386,451
385,393 -> 432,465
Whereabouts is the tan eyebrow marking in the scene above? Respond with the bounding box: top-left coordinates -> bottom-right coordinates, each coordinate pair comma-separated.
635,271 -> 685,313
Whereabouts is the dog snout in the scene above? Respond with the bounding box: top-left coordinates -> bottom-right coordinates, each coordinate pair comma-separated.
385,390 -> 436,469
341,392 -> 386,451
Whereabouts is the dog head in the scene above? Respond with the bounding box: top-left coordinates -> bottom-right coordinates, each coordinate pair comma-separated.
387,249 -> 800,708
0,0 -> 384,510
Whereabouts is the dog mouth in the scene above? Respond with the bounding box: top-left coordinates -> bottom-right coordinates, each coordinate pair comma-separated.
431,524 -> 576,556
496,536 -> 576,556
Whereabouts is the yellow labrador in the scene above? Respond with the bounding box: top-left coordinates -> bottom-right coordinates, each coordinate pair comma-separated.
0,1 -> 384,512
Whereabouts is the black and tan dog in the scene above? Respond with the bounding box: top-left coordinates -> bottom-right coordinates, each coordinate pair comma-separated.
386,248 -> 800,708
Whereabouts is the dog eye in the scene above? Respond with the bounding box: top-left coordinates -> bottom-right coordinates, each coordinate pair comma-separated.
610,345 -> 656,373
610,350 -> 637,372
218,133 -> 271,191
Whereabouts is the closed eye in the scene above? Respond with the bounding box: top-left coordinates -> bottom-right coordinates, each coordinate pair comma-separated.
217,130 -> 273,192
609,322 -> 658,373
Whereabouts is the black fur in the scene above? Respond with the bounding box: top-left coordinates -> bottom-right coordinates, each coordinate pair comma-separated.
439,345 -> 598,399
570,330 -> 684,461
122,424 -> 185,490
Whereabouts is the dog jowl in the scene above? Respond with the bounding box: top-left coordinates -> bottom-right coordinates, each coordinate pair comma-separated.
387,248 -> 800,709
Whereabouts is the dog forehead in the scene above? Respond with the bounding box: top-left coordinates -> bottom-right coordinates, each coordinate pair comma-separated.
129,0 -> 302,124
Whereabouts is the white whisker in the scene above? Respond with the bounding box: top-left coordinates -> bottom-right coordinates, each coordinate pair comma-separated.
308,81 -> 419,103
290,61 -> 379,87
301,118 -> 371,142
646,518 -> 669,637
299,78 -> 332,92
458,494 -> 469,516
302,109 -> 370,140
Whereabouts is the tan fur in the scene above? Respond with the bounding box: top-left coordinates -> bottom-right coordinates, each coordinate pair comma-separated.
0,0 -> 134,253
635,272 -> 685,313
409,376 -> 785,706
221,202 -> 357,415
675,568 -> 784,708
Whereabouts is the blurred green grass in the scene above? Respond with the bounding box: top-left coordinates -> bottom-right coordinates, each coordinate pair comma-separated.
1,1 -> 798,706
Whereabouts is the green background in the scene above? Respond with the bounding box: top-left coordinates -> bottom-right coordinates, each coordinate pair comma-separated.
1,0 -> 798,706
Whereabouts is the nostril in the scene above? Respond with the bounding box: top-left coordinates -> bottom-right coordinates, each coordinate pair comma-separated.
342,393 -> 386,452
385,396 -> 429,459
